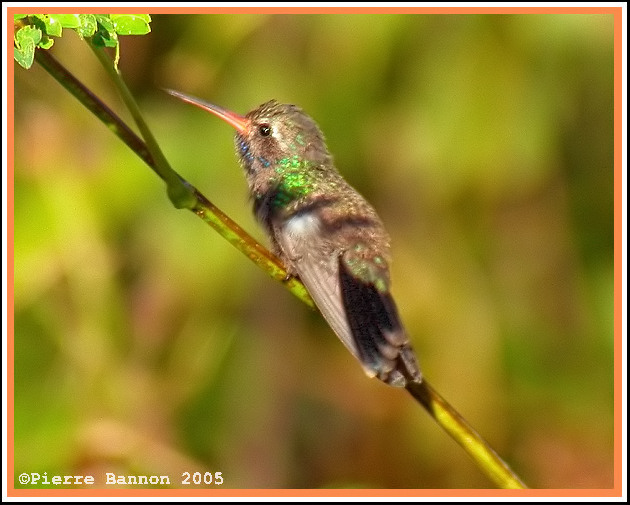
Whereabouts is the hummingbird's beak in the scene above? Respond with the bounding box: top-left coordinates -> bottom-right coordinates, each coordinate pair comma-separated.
165,89 -> 249,134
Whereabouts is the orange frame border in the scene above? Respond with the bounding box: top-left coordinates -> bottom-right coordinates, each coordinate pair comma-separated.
5,4 -> 625,499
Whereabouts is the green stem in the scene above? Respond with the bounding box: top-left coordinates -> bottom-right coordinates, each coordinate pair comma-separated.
32,45 -> 527,490
33,48 -> 155,171
406,380 -> 527,489
33,47 -> 314,309
89,44 -> 196,210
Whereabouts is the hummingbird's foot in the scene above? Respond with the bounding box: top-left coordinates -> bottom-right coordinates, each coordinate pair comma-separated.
279,254 -> 301,282
282,272 -> 296,283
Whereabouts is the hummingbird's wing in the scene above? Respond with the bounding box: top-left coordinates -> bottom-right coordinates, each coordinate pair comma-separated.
338,249 -> 422,387
276,216 -> 421,387
276,217 -> 361,359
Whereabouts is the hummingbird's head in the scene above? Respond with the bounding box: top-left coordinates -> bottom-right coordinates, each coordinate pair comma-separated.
237,100 -> 332,173
167,91 -> 332,184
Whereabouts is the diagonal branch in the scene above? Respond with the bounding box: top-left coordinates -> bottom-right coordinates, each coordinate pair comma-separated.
32,46 -> 527,490
33,47 -> 314,309
406,380 -> 527,488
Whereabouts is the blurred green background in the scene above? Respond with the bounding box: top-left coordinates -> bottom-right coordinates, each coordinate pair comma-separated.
13,13 -> 614,489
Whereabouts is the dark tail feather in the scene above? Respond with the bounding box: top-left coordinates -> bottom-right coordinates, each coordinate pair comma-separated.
339,259 -> 422,387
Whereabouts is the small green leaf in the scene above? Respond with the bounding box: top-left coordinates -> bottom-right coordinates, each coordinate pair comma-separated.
94,14 -> 115,33
96,32 -> 119,48
39,35 -> 54,50
46,18 -> 63,37
43,16 -> 62,37
14,40 -> 35,69
15,24 -> 42,48
77,14 -> 97,38
92,15 -> 119,48
30,15 -> 48,34
110,14 -> 151,35
49,14 -> 81,29
113,44 -> 121,70
14,14 -> 28,20
14,25 -> 41,69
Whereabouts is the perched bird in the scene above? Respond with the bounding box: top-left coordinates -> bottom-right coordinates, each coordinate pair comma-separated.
168,90 -> 422,387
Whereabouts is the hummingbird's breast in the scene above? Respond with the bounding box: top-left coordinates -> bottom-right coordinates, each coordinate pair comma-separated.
281,182 -> 392,264
253,155 -> 391,263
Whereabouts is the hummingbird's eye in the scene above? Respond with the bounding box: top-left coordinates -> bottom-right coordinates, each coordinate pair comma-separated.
258,123 -> 272,137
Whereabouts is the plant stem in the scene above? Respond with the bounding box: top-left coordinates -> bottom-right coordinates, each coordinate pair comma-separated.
33,47 -> 314,309
89,44 -> 196,210
33,48 -> 155,170
32,45 -> 527,490
406,380 -> 527,489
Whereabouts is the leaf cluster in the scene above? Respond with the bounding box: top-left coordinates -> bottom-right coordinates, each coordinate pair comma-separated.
14,14 -> 151,69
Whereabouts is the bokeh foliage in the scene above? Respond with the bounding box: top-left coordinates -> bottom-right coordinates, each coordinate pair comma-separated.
13,13 -> 614,489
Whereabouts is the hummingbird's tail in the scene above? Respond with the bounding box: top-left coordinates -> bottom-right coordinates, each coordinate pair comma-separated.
339,258 -> 422,387
274,220 -> 422,387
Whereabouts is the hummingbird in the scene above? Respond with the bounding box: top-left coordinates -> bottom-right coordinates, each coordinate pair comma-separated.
168,90 -> 422,387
